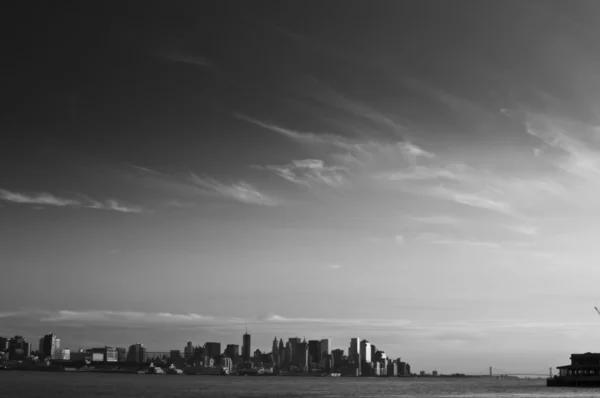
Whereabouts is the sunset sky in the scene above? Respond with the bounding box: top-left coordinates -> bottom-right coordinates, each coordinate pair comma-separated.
3,0 -> 600,373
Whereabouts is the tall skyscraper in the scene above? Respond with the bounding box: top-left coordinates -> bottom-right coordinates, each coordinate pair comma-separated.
272,337 -> 279,366
278,338 -> 284,365
39,333 -> 60,359
308,340 -> 321,366
349,338 -> 360,360
205,342 -> 221,359
288,337 -> 301,364
242,327 -> 251,361
184,341 -> 194,359
360,339 -> 371,363
8,336 -> 31,360
225,344 -> 239,360
320,338 -> 330,358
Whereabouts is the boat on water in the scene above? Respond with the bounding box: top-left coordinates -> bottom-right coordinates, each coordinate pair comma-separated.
548,352 -> 600,387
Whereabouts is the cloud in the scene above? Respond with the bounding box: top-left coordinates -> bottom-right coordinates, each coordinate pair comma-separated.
0,189 -> 144,213
374,165 -> 463,181
259,313 -> 411,327
415,233 -> 502,249
0,189 -> 79,207
40,310 -> 215,325
326,264 -> 342,270
506,224 -> 538,236
234,113 -> 434,164
395,235 -> 405,245
255,159 -> 347,187
410,215 -> 460,225
430,186 -> 516,217
161,52 -> 216,70
189,173 -> 280,206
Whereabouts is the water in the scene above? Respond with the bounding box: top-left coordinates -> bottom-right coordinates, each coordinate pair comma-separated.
0,372 -> 598,397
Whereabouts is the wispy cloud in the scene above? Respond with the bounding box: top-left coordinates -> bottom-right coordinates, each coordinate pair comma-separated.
506,224 -> 538,236
0,189 -> 79,207
374,165 -> 463,181
325,264 -> 342,270
430,186 -> 516,217
190,173 -> 280,206
255,159 -> 347,187
160,52 -> 216,70
259,313 -> 411,327
0,189 -> 144,213
415,233 -> 502,249
410,215 -> 460,225
40,310 -> 215,325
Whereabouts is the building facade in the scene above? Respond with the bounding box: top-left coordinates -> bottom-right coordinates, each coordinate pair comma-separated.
39,333 -> 60,359
242,333 -> 251,361
205,342 -> 221,359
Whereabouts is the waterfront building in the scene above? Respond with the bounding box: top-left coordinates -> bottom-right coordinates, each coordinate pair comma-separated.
284,342 -> 292,369
205,342 -> 221,359
184,341 -> 193,359
242,330 -> 251,361
433,370 -> 438,376
332,349 -> 344,372
387,361 -> 398,377
56,348 -> 70,360
370,344 -> 377,362
9,335 -> 31,360
126,343 -> 147,364
225,344 -> 239,361
320,338 -> 330,358
0,336 -> 8,351
349,338 -> 360,361
278,338 -> 284,366
39,333 -> 60,359
272,337 -> 279,367
360,339 -> 371,363
308,340 -> 321,367
288,337 -> 301,364
116,347 -> 127,362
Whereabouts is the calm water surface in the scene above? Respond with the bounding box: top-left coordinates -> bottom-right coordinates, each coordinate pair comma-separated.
0,372 -> 598,397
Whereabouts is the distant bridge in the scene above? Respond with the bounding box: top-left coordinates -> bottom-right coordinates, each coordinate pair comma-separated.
464,367 -> 551,378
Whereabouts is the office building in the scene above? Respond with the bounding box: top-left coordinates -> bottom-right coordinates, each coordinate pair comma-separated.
272,337 -> 279,366
205,342 -> 221,359
184,341 -> 193,359
308,340 -> 321,366
170,350 -> 182,360
242,330 -> 251,361
126,343 -> 147,364
116,347 -> 127,362
360,339 -> 371,363
278,339 -> 284,365
8,335 -> 31,360
225,344 -> 239,360
0,337 -> 8,351
39,333 -> 60,359
320,338 -> 330,358
349,338 -> 360,361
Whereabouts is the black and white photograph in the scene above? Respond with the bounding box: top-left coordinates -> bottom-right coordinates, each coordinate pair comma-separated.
2,0 -> 600,396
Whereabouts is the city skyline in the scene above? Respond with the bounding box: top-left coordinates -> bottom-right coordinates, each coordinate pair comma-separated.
4,0 -> 600,374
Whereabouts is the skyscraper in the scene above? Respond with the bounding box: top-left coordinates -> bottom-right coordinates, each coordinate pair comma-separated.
349,338 -> 360,361
39,333 -> 60,359
360,339 -> 371,363
205,342 -> 221,359
272,337 -> 279,366
278,338 -> 284,366
320,338 -> 330,358
242,328 -> 251,361
126,343 -> 147,364
308,340 -> 321,366
288,337 -> 301,364
225,344 -> 239,360
184,341 -> 194,359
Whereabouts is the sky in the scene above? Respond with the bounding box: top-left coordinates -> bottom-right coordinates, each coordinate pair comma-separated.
3,0 -> 600,374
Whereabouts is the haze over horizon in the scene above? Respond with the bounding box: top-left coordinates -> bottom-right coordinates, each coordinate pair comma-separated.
4,0 -> 600,374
